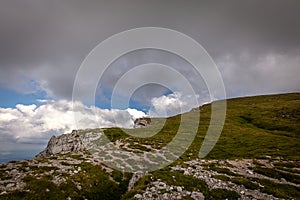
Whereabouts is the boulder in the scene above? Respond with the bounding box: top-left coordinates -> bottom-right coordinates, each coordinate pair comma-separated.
134,118 -> 151,128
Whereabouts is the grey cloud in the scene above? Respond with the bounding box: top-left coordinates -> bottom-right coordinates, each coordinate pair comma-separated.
216,49 -> 300,97
98,49 -> 210,105
0,0 -> 299,101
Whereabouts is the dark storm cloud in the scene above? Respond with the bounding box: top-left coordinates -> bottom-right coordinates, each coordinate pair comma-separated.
0,0 -> 299,100
97,49 -> 209,106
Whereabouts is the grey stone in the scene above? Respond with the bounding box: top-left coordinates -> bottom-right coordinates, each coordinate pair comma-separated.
162,193 -> 169,199
35,130 -> 102,158
176,186 -> 182,192
134,194 -> 142,199
134,118 -> 151,128
6,183 -> 15,188
191,191 -> 205,200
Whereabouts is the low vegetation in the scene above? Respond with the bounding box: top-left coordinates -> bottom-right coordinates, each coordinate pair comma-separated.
0,93 -> 299,199
257,178 -> 300,199
252,166 -> 300,184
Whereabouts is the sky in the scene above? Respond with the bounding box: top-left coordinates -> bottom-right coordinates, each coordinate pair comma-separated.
0,0 -> 300,162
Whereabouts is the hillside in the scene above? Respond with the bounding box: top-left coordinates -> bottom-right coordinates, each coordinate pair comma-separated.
0,93 -> 299,200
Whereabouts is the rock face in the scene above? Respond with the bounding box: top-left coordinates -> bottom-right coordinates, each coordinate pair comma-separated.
134,118 -> 151,128
36,130 -> 102,158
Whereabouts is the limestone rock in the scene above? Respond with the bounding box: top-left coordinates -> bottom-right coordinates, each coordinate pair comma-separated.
134,194 -> 142,199
134,118 -> 151,128
191,191 -> 205,200
128,172 -> 144,191
35,130 -> 102,158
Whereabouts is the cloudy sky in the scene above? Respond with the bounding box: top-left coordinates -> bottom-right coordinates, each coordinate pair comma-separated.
0,0 -> 300,162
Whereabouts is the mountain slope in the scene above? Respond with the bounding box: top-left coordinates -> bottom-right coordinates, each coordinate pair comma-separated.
0,93 -> 299,200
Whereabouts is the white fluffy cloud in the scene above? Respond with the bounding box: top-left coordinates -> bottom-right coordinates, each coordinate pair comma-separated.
149,92 -> 205,117
0,100 -> 146,144
0,92 -> 206,146
126,108 -> 147,119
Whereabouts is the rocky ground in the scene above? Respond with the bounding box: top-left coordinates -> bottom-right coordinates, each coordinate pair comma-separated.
0,129 -> 299,199
1,152 -> 299,199
132,158 -> 299,200
0,153 -> 102,194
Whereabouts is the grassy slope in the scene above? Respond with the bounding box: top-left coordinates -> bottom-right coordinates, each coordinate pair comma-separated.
1,93 -> 299,200
105,93 -> 300,162
119,93 -> 300,200
206,93 -> 299,160
94,92 -> 300,199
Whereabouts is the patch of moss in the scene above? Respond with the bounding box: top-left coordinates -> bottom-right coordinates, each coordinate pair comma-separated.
32,166 -> 59,174
257,178 -> 300,199
212,174 -> 230,181
127,144 -> 152,152
276,166 -> 300,174
273,161 -> 299,168
231,177 -> 259,190
60,161 -> 72,166
152,169 -> 209,195
208,164 -> 239,177
253,166 -> 300,184
69,154 -> 85,160
0,164 -> 7,169
207,188 -> 240,200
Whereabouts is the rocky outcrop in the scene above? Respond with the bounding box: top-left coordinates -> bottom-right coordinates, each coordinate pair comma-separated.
35,130 -> 102,158
134,118 -> 151,128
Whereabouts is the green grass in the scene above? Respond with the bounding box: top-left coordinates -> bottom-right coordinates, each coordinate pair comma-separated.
0,164 -> 7,169
126,144 -> 152,152
206,188 -> 240,200
152,169 -> 208,192
121,174 -> 152,199
124,168 -> 242,199
252,166 -> 300,184
2,93 -> 300,200
257,178 -> 300,199
276,166 -> 300,174
101,93 -> 300,161
60,161 -> 72,166
31,166 -> 59,174
212,175 -> 260,190
123,169 -> 211,199
2,163 -> 131,200
203,163 -> 239,176
212,174 -> 231,181
231,177 -> 260,190
273,161 -> 300,168
205,93 -> 300,160
0,170 -> 6,180
62,153 -> 85,160
2,176 -> 63,200
120,93 -> 300,199
103,93 -> 300,199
